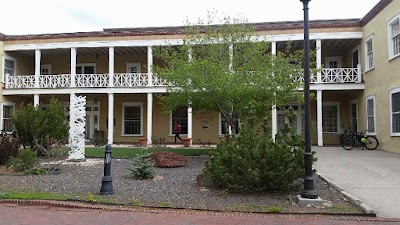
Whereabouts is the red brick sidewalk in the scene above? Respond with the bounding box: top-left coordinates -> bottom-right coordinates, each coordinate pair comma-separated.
0,201 -> 399,225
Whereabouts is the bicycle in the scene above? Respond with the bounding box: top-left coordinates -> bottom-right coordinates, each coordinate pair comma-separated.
340,129 -> 379,150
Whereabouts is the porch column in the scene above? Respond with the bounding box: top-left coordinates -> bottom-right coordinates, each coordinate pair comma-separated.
147,46 -> 153,86
70,48 -> 77,87
317,90 -> 323,146
147,93 -> 153,144
271,41 -> 278,140
109,47 -> 114,87
188,106 -> 193,144
108,93 -> 114,144
34,49 -> 41,88
357,64 -> 362,83
316,39 -> 322,83
33,94 -> 40,107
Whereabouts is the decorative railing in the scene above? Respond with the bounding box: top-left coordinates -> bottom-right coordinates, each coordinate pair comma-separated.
75,74 -> 109,87
114,73 -> 148,87
39,74 -> 71,88
4,66 -> 362,89
5,75 -> 35,89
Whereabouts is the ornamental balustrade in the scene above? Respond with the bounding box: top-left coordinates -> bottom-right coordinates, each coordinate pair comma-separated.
4,67 -> 362,89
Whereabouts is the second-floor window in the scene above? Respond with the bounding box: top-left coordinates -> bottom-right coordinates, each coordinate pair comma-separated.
365,36 -> 374,71
4,58 -> 16,77
389,17 -> 400,58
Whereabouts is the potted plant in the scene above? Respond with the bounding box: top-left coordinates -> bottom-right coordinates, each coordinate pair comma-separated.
138,138 -> 147,147
182,138 -> 191,147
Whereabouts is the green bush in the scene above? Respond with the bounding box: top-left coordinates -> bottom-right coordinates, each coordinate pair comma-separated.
128,152 -> 155,180
8,149 -> 38,172
205,110 -> 309,192
0,133 -> 20,165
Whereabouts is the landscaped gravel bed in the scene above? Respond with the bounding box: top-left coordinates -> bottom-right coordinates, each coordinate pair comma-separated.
0,156 -> 362,214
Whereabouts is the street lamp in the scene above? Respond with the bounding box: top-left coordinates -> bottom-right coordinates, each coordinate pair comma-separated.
100,144 -> 114,195
300,0 -> 318,199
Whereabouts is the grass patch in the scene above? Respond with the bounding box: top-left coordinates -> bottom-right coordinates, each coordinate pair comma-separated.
85,147 -> 215,158
0,191 -> 75,201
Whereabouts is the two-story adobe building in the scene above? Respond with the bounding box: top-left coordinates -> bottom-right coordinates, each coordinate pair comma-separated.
0,0 -> 399,153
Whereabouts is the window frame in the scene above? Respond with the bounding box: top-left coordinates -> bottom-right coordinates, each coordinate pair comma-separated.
219,113 -> 240,136
322,102 -> 341,134
169,107 -> 188,136
121,102 -> 143,136
366,95 -> 377,135
2,54 -> 17,83
364,35 -> 374,72
0,101 -> 15,134
390,87 -> 400,136
388,13 -> 400,60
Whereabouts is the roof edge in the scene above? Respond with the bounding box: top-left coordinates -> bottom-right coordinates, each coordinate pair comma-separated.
361,0 -> 393,26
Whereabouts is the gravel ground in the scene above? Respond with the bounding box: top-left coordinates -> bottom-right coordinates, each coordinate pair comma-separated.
0,156 -> 362,214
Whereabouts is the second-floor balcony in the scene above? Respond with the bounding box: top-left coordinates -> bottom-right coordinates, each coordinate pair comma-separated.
4,65 -> 362,90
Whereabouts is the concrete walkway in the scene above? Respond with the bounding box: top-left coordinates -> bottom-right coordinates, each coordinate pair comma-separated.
314,147 -> 400,219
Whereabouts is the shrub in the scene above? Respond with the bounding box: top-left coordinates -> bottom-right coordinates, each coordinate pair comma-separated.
90,136 -> 108,147
0,133 -> 20,165
205,110 -> 309,192
8,149 -> 38,172
128,152 -> 155,180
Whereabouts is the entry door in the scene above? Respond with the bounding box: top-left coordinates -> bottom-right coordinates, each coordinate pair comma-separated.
126,63 -> 141,73
352,50 -> 359,68
76,64 -> 96,74
40,64 -> 52,75
351,101 -> 358,131
85,104 -> 100,140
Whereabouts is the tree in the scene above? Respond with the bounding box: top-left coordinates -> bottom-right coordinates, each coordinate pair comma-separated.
153,15 -> 304,135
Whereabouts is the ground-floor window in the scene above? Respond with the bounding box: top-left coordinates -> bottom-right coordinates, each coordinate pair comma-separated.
170,107 -> 188,135
391,88 -> 400,135
220,113 -> 239,135
1,103 -> 15,133
277,105 -> 305,135
122,102 -> 142,135
366,96 -> 376,134
322,103 -> 340,133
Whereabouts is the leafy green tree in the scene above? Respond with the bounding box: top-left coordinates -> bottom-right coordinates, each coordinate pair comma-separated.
11,97 -> 68,154
153,15 -> 303,134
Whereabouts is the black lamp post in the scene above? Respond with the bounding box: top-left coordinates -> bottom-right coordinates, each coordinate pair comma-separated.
100,144 -> 114,195
300,0 -> 318,199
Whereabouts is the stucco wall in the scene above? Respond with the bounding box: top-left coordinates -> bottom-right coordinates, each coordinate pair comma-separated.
359,0 -> 400,153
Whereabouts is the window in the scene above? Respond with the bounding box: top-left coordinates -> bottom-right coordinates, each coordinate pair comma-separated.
220,113 -> 239,135
364,36 -> 374,71
122,103 -> 142,135
1,103 -> 15,133
388,15 -> 400,59
3,58 -> 16,81
40,64 -> 52,75
366,96 -> 376,134
276,105 -> 304,134
390,88 -> 400,135
170,107 -> 188,135
322,103 -> 340,133
76,64 -> 96,74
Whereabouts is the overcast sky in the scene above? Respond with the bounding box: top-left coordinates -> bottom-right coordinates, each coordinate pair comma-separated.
1,0 -> 380,35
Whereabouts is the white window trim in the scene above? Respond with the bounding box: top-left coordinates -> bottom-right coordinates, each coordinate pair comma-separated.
0,101 -> 16,134
169,110 -> 188,137
366,95 -> 377,135
322,102 -> 341,134
2,54 -> 17,83
218,113 -> 240,136
364,35 -> 374,72
76,63 -> 96,73
388,13 -> 400,60
126,63 -> 141,73
350,99 -> 358,131
390,87 -> 400,136
40,64 -> 52,75
121,102 -> 143,136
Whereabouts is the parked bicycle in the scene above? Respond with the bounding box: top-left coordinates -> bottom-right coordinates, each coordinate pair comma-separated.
340,129 -> 379,150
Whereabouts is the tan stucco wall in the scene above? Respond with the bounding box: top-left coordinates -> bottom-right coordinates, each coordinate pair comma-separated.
359,0 -> 400,153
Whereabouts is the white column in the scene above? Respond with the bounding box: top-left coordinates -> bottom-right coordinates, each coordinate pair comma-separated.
147,46 -> 153,86
69,93 -> 75,147
33,94 -> 40,107
316,39 -> 322,83
70,48 -> 77,87
34,49 -> 41,88
108,93 -> 114,145
271,41 -> 278,140
188,106 -> 193,144
317,90 -> 323,146
147,93 -> 153,144
109,47 -> 114,87
357,64 -> 362,83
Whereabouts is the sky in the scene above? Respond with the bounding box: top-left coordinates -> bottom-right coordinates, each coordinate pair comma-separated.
0,0 -> 381,35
